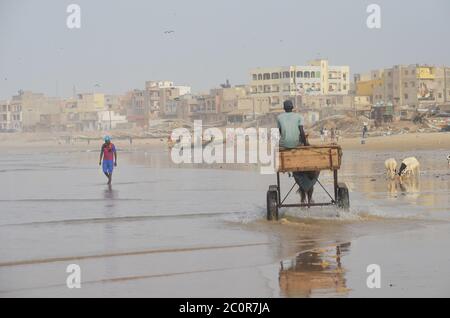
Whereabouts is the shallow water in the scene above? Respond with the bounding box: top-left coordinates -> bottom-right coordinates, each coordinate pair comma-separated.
0,146 -> 449,297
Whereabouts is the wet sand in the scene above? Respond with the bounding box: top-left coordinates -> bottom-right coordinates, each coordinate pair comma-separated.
0,133 -> 450,297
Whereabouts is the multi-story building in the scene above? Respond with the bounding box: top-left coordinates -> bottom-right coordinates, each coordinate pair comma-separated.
145,81 -> 174,113
0,100 -> 22,131
159,85 -> 191,117
249,59 -> 350,111
105,94 -> 122,112
97,110 -> 128,130
355,64 -> 450,109
11,90 -> 61,131
126,89 -> 147,126
124,81 -> 191,124
143,80 -> 190,117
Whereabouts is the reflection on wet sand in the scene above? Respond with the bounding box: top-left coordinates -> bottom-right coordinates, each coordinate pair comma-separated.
387,177 -> 420,198
103,184 -> 119,277
1,148 -> 449,297
279,243 -> 351,297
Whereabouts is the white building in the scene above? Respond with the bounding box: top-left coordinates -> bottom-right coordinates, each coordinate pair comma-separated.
97,110 -> 128,130
249,59 -> 350,111
0,100 -> 22,131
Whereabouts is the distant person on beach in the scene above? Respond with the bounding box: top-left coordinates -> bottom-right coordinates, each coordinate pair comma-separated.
99,136 -> 117,185
335,129 -> 340,142
330,128 -> 336,143
277,100 -> 319,205
362,123 -> 368,138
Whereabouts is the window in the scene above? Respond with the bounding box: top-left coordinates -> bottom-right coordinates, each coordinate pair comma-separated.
258,74 -> 262,80
310,71 -> 315,78
252,74 -> 257,80
282,71 -> 290,78
271,72 -> 279,79
404,93 -> 408,99
296,71 -> 303,78
304,71 -> 310,78
263,73 -> 270,80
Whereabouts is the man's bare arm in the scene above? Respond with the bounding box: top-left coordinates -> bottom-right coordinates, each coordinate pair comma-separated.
299,125 -> 309,146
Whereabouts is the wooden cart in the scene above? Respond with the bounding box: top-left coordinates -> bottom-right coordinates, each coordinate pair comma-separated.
266,145 -> 349,220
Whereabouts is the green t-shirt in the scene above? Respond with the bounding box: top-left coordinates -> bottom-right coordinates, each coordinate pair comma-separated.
277,112 -> 304,148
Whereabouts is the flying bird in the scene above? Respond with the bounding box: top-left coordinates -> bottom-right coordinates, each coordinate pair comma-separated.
164,30 -> 175,34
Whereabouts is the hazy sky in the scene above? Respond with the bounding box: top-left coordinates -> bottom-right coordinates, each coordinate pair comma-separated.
0,0 -> 449,100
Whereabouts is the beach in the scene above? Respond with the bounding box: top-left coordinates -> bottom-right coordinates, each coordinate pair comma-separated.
0,131 -> 449,297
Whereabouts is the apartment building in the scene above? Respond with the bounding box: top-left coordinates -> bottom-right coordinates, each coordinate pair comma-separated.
249,59 -> 350,111
143,80 -> 191,117
355,64 -> 450,109
159,85 -> 191,117
0,100 -> 22,131
11,90 -> 62,131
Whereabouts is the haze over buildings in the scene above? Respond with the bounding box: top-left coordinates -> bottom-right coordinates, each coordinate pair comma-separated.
1,0 -> 450,100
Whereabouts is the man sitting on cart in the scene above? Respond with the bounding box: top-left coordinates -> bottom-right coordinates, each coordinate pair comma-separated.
277,100 -> 320,205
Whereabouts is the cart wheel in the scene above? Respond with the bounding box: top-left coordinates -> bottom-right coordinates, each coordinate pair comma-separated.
266,186 -> 279,221
336,182 -> 350,210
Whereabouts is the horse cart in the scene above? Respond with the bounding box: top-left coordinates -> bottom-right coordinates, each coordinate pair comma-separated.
266,145 -> 349,221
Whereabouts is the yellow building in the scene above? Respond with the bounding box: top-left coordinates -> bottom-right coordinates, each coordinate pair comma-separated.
417,66 -> 435,79
355,78 -> 383,97
356,64 -> 449,109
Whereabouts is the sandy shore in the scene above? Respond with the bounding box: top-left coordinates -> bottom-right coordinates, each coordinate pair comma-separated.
1,131 -> 449,297
1,131 -> 450,153
324,131 -> 450,151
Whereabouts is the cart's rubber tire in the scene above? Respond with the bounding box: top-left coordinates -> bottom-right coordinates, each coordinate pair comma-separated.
336,182 -> 350,210
269,185 -> 278,192
266,187 -> 279,221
